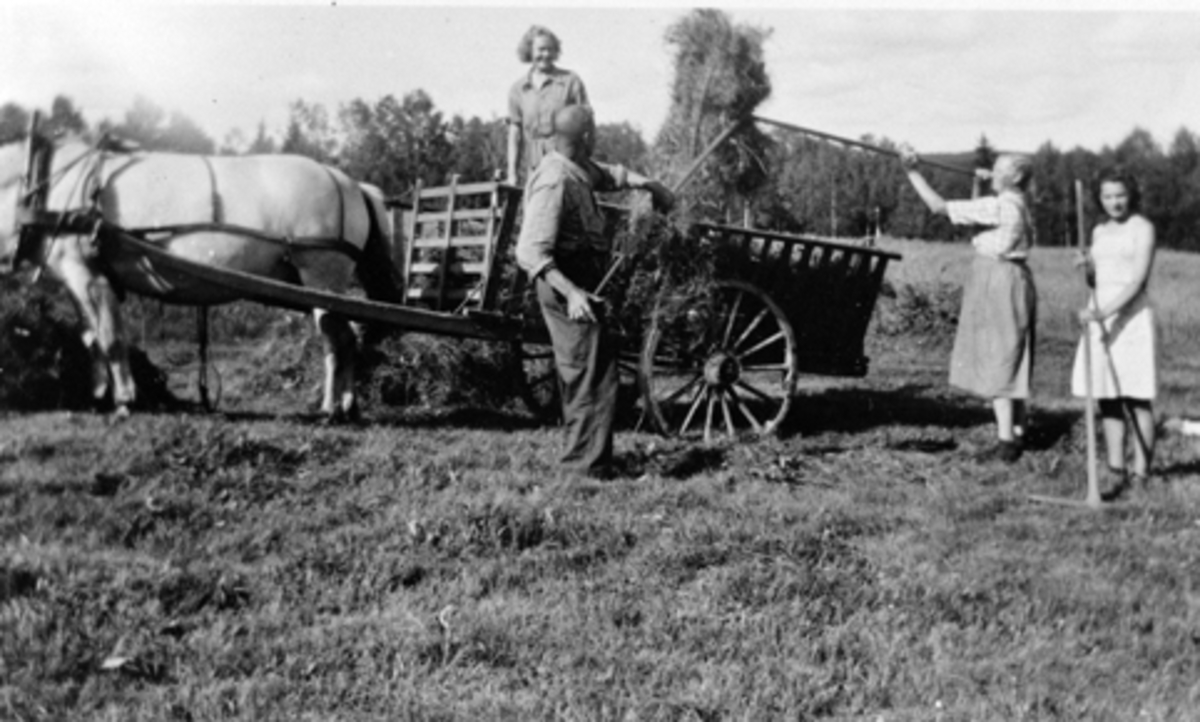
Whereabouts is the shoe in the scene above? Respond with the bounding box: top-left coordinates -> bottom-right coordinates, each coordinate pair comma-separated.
996,439 -> 1023,463
1100,465 -> 1131,502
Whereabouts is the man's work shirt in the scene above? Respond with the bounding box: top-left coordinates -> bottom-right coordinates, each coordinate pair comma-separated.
946,189 -> 1034,261
516,151 -> 629,282
508,69 -> 589,178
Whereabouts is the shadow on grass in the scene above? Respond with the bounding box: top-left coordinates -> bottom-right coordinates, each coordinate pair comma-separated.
1157,459 -> 1200,480
777,383 -> 1081,450
364,406 -> 546,432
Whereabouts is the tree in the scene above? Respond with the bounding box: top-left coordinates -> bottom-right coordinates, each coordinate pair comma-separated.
595,122 -> 649,171
219,128 -> 248,155
0,103 -> 31,144
281,99 -> 338,164
337,91 -> 455,196
247,122 -> 278,155
974,133 -> 997,172
160,112 -> 214,154
447,114 -> 505,183
100,95 -> 214,153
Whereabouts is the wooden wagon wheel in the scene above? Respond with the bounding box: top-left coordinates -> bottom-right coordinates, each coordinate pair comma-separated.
513,339 -> 562,423
514,340 -> 643,425
640,280 -> 797,442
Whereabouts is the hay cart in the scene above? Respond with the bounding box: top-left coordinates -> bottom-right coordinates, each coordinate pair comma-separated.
637,223 -> 900,442
13,121 -> 900,440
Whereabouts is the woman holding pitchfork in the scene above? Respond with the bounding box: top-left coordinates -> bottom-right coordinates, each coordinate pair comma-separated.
1070,167 -> 1158,499
898,146 -> 1037,464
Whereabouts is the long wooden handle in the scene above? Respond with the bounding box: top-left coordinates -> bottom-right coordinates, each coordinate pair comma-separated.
752,115 -> 976,177
670,118 -> 747,195
1077,178 -> 1101,508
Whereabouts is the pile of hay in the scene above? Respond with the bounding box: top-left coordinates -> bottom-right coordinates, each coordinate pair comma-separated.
0,276 -> 175,411
239,316 -> 520,414
0,276 -> 92,409
652,9 -> 773,220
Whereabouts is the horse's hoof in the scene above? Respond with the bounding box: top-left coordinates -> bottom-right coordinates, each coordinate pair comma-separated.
109,406 -> 131,423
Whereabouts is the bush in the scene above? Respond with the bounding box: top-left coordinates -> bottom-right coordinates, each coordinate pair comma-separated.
873,279 -> 962,338
0,275 -> 93,409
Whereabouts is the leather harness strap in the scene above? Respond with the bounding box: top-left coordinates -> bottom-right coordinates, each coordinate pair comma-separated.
28,138 -> 364,265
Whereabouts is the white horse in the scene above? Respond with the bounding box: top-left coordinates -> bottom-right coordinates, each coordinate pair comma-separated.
0,134 -> 401,419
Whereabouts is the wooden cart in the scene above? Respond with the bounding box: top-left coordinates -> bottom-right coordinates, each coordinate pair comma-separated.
14,127 -> 899,438
638,222 -> 901,442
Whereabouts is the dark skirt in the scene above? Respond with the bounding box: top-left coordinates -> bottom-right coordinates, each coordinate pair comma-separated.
949,255 -> 1036,399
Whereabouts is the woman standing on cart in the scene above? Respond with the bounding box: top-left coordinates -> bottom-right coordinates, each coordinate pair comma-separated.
506,25 -> 590,187
1071,166 -> 1158,498
899,146 -> 1037,463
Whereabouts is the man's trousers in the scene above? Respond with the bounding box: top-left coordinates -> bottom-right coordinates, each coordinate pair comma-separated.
536,278 -> 618,475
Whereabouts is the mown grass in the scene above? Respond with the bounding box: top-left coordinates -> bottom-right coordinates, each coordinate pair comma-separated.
2,241 -> 1200,720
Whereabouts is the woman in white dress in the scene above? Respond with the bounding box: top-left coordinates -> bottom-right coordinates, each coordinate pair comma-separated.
1071,167 -> 1158,497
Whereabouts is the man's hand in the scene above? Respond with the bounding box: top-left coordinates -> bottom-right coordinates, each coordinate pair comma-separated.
898,144 -> 920,171
644,180 -> 676,213
565,287 -> 603,323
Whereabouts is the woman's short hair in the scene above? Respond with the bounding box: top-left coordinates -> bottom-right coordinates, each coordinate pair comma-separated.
1093,165 -> 1142,213
996,154 -> 1033,191
517,25 -> 561,64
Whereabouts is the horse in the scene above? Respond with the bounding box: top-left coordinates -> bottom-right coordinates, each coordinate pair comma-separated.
0,134 -> 403,420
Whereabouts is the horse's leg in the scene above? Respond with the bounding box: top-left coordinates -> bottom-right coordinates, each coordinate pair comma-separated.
314,308 -> 357,421
90,274 -> 136,415
49,239 -> 117,406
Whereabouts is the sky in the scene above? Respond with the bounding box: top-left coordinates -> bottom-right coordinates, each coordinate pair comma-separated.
4,1 -> 1200,155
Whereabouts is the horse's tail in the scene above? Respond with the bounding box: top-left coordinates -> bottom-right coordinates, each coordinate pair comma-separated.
355,183 -> 404,306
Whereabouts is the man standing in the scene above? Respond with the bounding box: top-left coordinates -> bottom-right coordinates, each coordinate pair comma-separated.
515,105 -> 674,478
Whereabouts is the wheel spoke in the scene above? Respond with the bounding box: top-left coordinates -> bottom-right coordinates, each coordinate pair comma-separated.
740,363 -> 792,373
703,388 -> 716,444
732,307 -> 770,351
652,360 -> 704,376
737,330 -> 787,360
721,290 -> 744,346
728,386 -> 764,433
660,373 -> 704,406
719,389 -> 736,438
734,377 -> 776,403
678,382 -> 707,436
516,341 -> 561,421
642,282 -> 796,439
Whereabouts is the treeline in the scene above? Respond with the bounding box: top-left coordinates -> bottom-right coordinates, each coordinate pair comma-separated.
753,126 -> 1200,251
4,94 -> 1199,250
0,93 -> 648,201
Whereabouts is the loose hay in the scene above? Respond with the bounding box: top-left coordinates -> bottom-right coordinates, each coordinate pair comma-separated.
0,275 -> 176,411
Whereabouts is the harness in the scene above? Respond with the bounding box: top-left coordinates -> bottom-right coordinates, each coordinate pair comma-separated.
17,134 -> 364,272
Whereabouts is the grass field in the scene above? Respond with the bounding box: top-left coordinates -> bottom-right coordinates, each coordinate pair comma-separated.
3,240 -> 1200,721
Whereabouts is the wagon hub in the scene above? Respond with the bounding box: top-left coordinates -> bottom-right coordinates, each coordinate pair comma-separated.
704,352 -> 741,388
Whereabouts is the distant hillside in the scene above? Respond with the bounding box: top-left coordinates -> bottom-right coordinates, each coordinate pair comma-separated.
922,151 -> 978,173
922,149 -> 1031,173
